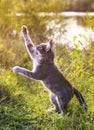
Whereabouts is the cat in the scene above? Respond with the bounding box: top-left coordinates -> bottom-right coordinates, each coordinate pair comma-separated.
13,25 -> 87,115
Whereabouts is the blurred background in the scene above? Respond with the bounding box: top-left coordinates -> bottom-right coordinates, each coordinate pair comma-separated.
0,0 -> 94,130
0,0 -> 94,67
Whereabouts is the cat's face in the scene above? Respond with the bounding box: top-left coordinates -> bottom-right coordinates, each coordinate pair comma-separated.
34,40 -> 54,64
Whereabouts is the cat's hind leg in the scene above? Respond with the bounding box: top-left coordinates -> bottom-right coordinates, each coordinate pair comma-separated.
48,93 -> 60,113
56,96 -> 67,116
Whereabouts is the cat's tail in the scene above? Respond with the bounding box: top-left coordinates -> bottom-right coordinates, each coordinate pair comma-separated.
74,88 -> 87,110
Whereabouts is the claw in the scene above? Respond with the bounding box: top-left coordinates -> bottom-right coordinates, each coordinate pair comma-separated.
13,66 -> 20,73
21,25 -> 28,34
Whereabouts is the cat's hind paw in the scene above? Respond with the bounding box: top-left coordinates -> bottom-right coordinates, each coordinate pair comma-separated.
47,107 -> 60,113
21,25 -> 28,34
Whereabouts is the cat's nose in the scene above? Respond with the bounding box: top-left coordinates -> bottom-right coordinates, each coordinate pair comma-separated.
34,47 -> 37,51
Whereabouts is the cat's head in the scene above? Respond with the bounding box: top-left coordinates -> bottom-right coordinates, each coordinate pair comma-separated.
35,40 -> 54,64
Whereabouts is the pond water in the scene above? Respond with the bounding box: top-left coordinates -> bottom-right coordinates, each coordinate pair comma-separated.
17,12 -> 94,49
45,12 -> 94,49
39,11 -> 94,17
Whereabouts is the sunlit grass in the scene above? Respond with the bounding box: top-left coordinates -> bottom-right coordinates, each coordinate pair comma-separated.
0,49 -> 94,130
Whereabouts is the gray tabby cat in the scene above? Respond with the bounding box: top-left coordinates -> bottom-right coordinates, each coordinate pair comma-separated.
13,25 -> 87,116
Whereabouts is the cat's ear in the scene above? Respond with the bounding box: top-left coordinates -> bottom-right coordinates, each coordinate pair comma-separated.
49,39 -> 53,48
46,40 -> 53,52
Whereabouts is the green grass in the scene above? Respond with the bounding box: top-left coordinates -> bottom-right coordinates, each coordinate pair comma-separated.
0,68 -> 94,130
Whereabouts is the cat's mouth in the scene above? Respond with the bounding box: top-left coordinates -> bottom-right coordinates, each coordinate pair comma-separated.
36,54 -> 48,64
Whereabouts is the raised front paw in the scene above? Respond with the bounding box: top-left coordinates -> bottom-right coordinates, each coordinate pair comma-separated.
13,66 -> 20,73
21,25 -> 28,34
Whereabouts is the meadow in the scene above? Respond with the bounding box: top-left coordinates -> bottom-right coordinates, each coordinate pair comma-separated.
0,41 -> 94,130
0,0 -> 94,130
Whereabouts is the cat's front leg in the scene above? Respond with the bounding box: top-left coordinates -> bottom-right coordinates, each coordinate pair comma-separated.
22,25 -> 34,46
13,66 -> 40,80
13,66 -> 32,78
13,66 -> 21,73
22,25 -> 35,58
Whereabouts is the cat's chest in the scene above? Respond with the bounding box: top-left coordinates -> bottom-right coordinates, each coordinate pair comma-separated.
32,60 -> 41,72
42,77 -> 59,93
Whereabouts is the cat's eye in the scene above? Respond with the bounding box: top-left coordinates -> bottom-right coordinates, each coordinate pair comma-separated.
39,47 -> 43,50
36,52 -> 38,55
39,46 -> 45,52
